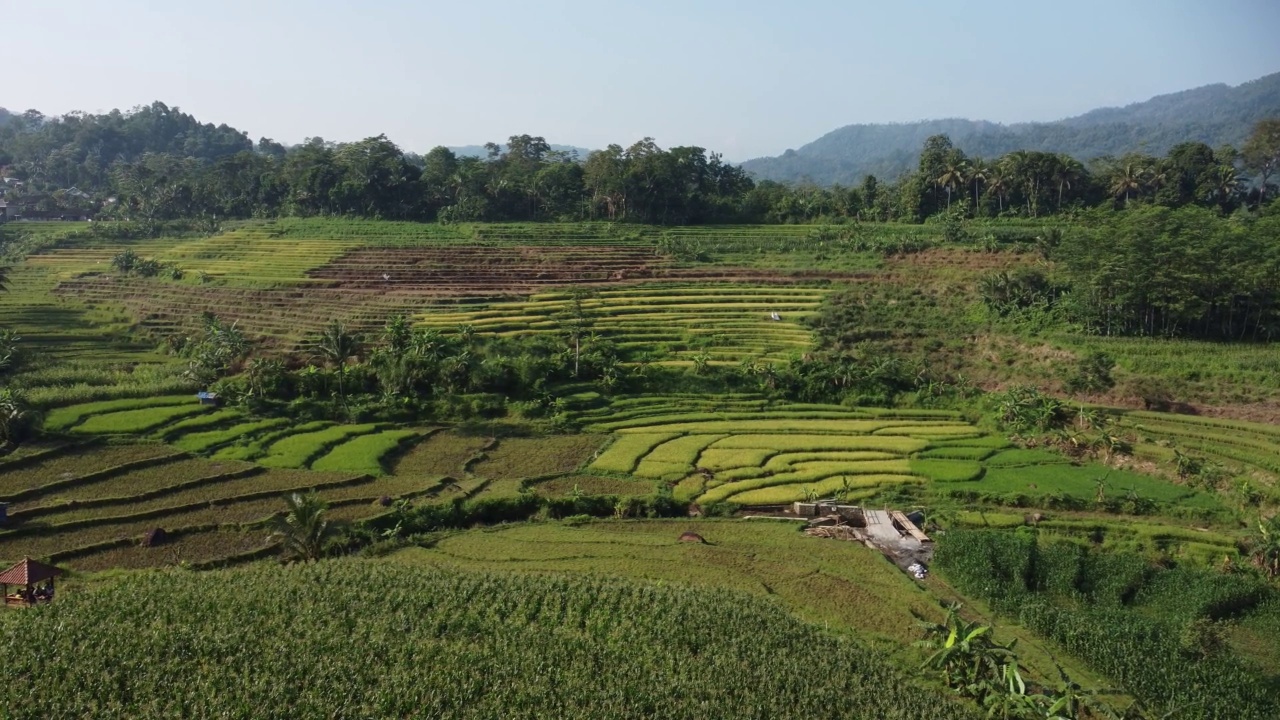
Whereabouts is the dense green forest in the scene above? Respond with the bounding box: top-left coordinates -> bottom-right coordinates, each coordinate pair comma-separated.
741,71 -> 1280,184
1,101 -> 1278,226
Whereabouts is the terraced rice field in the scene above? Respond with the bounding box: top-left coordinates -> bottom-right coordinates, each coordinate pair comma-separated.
577,398 -> 990,505
39,397 -> 419,475
1117,411 -> 1280,482
468,435 -> 606,479
415,285 -> 827,364
0,443 -> 179,496
0,442 -> 462,569
17,220 -> 858,356
573,395 -> 1229,513
390,432 -> 492,478
311,429 -> 424,476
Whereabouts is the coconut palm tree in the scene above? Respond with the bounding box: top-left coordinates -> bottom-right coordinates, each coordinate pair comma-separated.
310,320 -> 362,404
986,172 -> 1010,214
1144,165 -> 1168,200
272,492 -> 332,562
937,161 -> 968,211
1109,164 -> 1144,206
0,265 -> 10,294
1208,164 -> 1243,212
1000,151 -> 1033,215
1052,155 -> 1084,211
967,159 -> 989,213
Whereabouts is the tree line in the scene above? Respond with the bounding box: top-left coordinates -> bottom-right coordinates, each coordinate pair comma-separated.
1,102 -> 1277,225
978,204 -> 1280,341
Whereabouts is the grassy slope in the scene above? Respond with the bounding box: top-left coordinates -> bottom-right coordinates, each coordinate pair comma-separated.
388,519 -> 1114,693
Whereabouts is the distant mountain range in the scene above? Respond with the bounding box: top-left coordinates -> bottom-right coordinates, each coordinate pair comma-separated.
447,143 -> 593,159
740,72 -> 1280,186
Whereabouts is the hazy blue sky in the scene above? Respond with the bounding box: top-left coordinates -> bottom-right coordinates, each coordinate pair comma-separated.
5,0 -> 1280,160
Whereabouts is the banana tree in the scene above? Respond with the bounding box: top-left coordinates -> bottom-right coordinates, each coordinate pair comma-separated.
1251,515 -> 1280,578
916,603 -> 1017,696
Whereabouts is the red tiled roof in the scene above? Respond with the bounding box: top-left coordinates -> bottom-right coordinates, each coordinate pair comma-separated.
0,558 -> 62,585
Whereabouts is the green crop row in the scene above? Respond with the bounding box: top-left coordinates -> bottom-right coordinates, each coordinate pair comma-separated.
697,460 -> 914,504
172,418 -> 292,453
587,433 -> 682,474
618,419 -> 900,435
0,561 -> 975,719
210,421 -> 333,461
586,410 -> 872,432
729,475 -> 914,505
0,449 -> 184,505
43,395 -> 194,431
696,448 -> 777,472
914,446 -> 998,461
13,459 -> 258,514
157,409 -> 246,439
311,430 -> 422,476
709,434 -> 929,453
907,460 -> 984,482
643,434 -> 727,466
257,424 -> 381,469
71,405 -> 211,435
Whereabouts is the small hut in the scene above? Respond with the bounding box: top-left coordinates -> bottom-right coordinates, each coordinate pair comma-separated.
1,558 -> 62,607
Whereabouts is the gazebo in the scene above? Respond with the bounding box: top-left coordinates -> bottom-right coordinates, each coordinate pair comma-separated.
0,558 -> 62,607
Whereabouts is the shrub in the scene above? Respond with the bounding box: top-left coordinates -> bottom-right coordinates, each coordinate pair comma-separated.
934,531 -> 1280,719
1064,351 -> 1115,394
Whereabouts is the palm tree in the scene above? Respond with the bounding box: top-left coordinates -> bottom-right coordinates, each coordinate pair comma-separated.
937,161 -> 968,211
272,492 -> 332,562
1144,165 -> 1168,198
1208,164 -> 1243,212
986,172 -> 1010,214
310,320 -> 362,404
0,265 -> 10,294
967,159 -> 989,213
1052,155 -> 1083,211
1109,164 -> 1143,206
1001,151 -> 1033,215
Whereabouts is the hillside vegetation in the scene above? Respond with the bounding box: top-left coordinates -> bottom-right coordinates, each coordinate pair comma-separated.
1,208 -> 1279,720
742,72 -> 1280,184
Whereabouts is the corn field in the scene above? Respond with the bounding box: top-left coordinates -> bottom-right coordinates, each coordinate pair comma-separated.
0,561 -> 978,720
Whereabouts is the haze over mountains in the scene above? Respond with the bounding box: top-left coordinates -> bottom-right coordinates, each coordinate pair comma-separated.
740,72 -> 1280,185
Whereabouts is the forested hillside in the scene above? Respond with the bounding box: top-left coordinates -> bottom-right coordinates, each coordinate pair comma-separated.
1,97 -> 1277,228
742,72 -> 1280,185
